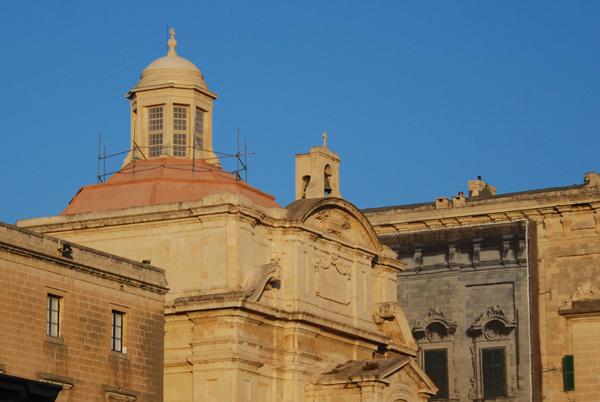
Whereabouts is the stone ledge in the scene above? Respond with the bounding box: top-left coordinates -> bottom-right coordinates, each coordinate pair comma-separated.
558,299 -> 600,317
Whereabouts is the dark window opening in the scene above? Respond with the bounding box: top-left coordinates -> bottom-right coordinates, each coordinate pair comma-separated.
425,349 -> 449,399
482,347 -> 507,398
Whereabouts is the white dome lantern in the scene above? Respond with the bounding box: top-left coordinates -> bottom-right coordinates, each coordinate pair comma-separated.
124,29 -> 219,166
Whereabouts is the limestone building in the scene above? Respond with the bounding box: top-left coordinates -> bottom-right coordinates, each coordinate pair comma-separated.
0,222 -> 168,401
376,221 -> 533,400
364,174 -> 600,401
18,31 -> 437,401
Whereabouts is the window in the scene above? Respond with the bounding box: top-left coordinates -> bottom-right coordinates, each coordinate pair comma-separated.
563,355 -> 574,391
47,295 -> 60,337
194,108 -> 204,151
424,349 -> 449,399
173,133 -> 186,157
173,106 -> 187,157
111,311 -> 124,352
482,348 -> 506,398
148,106 -> 163,157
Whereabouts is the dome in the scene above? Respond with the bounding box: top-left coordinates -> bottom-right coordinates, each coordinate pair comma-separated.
143,55 -> 202,74
135,30 -> 208,89
61,159 -> 281,215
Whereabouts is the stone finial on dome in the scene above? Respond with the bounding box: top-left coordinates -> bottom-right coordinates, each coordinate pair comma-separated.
167,28 -> 178,56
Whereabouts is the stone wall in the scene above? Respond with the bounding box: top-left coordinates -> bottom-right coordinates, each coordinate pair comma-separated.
364,173 -> 600,401
379,221 -> 532,400
0,222 -> 168,402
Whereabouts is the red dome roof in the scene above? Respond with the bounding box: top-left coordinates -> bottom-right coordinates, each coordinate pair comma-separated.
61,158 -> 280,215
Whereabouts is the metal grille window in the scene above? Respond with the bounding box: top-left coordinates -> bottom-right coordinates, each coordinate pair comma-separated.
47,295 -> 60,337
148,106 -> 163,157
111,311 -> 124,352
482,348 -> 507,398
424,349 -> 449,399
194,108 -> 204,151
173,106 -> 187,156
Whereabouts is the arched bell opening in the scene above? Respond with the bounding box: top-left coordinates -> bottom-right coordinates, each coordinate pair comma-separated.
324,164 -> 333,197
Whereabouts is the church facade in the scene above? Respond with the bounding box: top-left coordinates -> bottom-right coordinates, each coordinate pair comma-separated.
11,30 -> 599,402
17,31 -> 436,402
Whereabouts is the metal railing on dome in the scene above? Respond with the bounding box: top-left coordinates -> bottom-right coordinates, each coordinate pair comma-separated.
96,132 -> 254,184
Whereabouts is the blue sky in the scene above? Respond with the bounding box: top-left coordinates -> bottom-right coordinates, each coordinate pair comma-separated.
1,1 -> 598,224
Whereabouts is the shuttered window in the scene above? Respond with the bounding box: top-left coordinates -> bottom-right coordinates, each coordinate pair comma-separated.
563,355 -> 574,391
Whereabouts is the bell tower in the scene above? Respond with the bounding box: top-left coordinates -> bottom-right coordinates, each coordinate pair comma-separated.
123,29 -> 220,166
295,133 -> 342,200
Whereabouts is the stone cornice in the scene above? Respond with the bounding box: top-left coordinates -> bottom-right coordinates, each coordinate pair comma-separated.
127,81 -> 218,100
167,296 -> 391,346
17,197 -> 285,233
365,188 -> 600,230
0,223 -> 168,295
21,197 -> 391,264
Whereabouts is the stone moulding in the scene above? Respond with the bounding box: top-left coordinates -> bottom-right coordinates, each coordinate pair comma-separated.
37,372 -> 74,391
315,252 -> 351,305
310,356 -> 438,401
0,235 -> 168,295
412,306 -> 457,341
559,282 -> 600,315
102,385 -> 137,402
286,197 -> 381,251
173,263 -> 283,306
468,305 -> 516,339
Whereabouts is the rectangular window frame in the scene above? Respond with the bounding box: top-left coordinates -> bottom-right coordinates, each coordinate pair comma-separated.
173,133 -> 187,157
563,355 -> 574,391
173,105 -> 188,157
424,349 -> 449,399
482,347 -> 507,398
111,310 -> 125,353
148,105 -> 164,157
194,108 -> 204,151
47,294 -> 61,338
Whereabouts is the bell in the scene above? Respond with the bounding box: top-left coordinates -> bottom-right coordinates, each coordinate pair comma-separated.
324,175 -> 332,195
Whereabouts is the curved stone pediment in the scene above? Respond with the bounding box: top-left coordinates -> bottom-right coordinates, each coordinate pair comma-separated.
311,357 -> 437,402
286,198 -> 380,250
468,305 -> 516,339
413,306 -> 457,341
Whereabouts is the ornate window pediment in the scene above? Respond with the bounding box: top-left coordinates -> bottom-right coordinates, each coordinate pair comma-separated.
468,305 -> 516,339
412,306 -> 457,342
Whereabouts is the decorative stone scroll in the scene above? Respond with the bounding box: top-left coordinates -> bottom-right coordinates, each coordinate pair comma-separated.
412,306 -> 457,341
242,263 -> 282,302
571,282 -> 600,301
560,282 -> 600,312
373,302 -> 419,351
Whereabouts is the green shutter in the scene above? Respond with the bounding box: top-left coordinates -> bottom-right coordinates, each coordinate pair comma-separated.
563,355 -> 574,391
